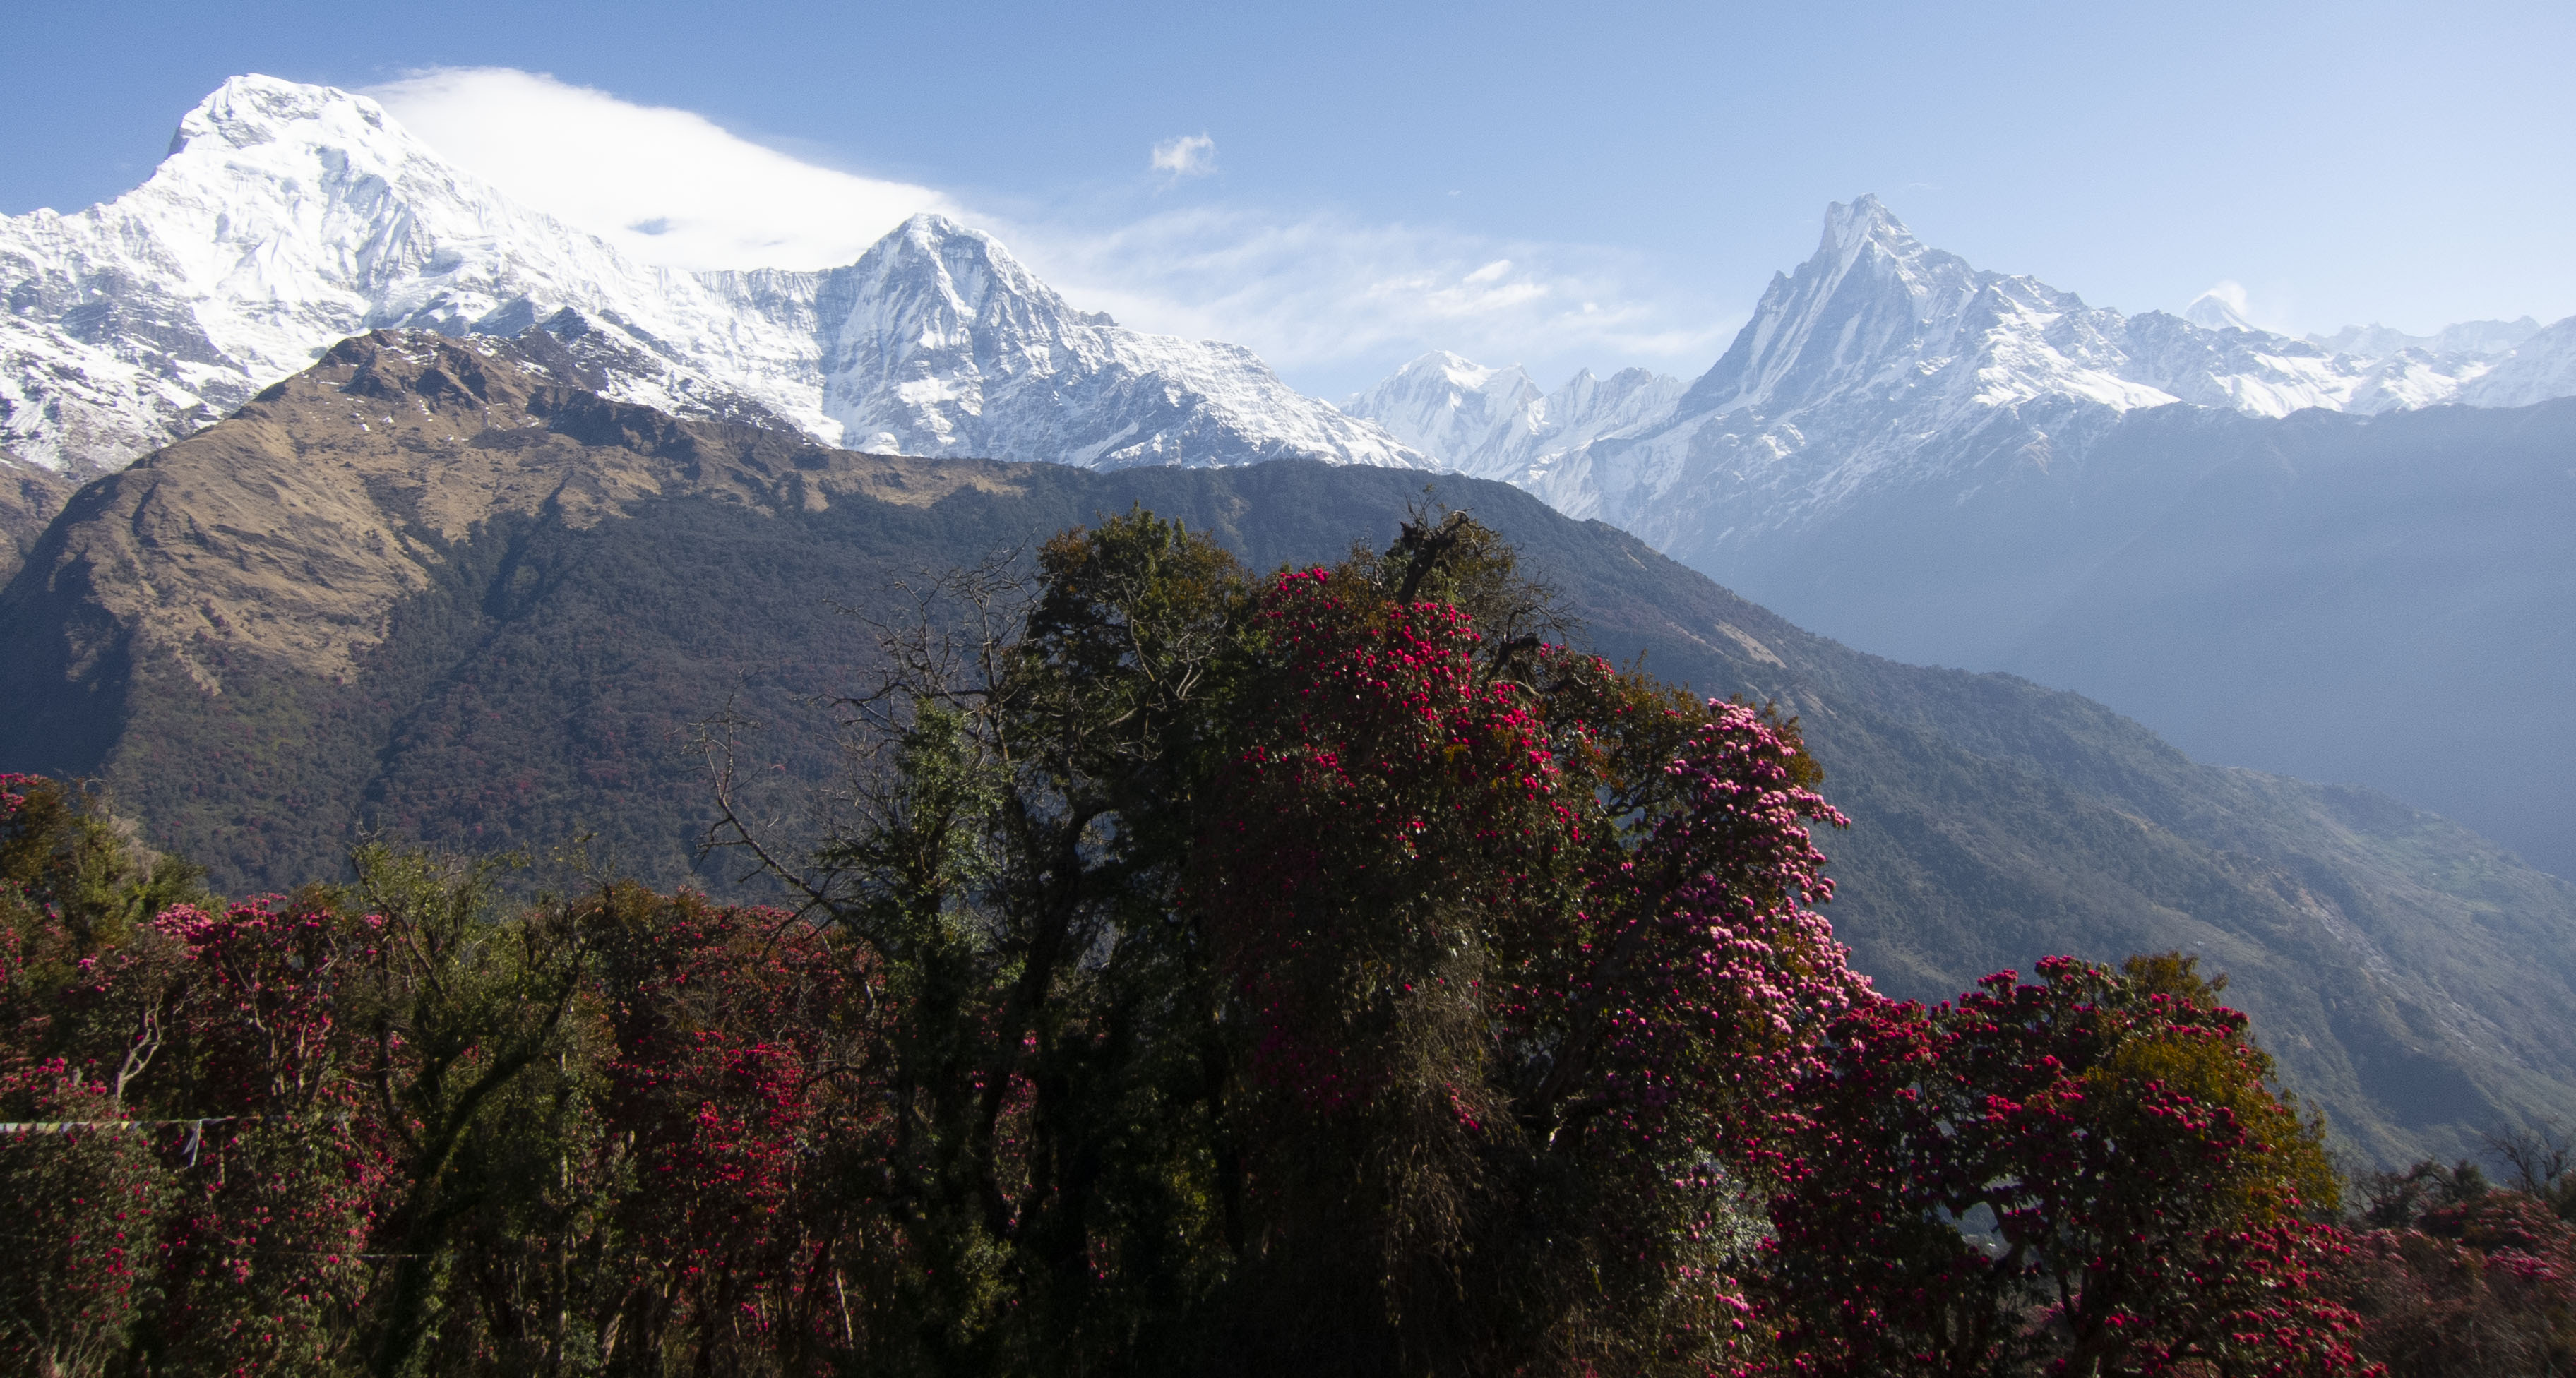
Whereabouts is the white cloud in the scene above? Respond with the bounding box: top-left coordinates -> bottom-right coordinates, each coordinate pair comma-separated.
356,68 -> 1727,396
1006,208 -> 1730,398
364,67 -> 960,271
1149,133 -> 1217,179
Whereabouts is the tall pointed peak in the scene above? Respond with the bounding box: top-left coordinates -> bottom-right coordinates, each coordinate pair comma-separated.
840,211 -> 1089,330
2183,287 -> 2256,332
1816,193 -> 1922,263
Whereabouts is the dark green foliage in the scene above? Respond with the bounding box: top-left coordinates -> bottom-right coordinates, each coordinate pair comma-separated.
5,457 -> 2575,1163
0,565 -> 2392,1377
0,774 -> 205,974
692,508 -> 1874,1375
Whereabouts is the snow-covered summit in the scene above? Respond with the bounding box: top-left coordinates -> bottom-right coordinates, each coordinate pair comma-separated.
0,76 -> 825,471
2458,313 -> 2576,409
813,214 -> 1421,468
2183,291 -> 2258,333
1358,195 -> 2576,532
0,77 -> 1423,476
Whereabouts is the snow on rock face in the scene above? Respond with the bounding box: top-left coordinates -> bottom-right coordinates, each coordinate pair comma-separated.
2183,291 -> 2257,332
1672,194 -> 2468,427
0,76 -> 1425,477
1340,352 -> 1542,471
1340,350 -> 1683,488
1356,195 -> 2576,556
0,76 -> 833,472
2459,315 -> 2576,409
813,215 -> 1423,469
2308,317 -> 2539,360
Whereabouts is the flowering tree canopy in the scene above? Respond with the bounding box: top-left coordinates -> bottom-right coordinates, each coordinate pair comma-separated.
0,514 -> 2397,1376
1755,953 -> 2364,1375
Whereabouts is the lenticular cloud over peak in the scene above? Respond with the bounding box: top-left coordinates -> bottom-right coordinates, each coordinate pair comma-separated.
364,66 -> 961,272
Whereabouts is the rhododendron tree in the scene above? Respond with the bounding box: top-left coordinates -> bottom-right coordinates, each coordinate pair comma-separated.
1,805 -> 901,1375
125,894 -> 383,1376
0,517 -> 2409,1377
1191,551 -> 1870,1373
1754,953 -> 2368,1376
701,508 -> 1878,1373
0,1097 -> 173,1374
2337,1151 -> 2576,1375
581,883 -> 891,1370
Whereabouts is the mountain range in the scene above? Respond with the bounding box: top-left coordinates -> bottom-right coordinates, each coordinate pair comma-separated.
0,74 -> 1424,493
7,329 -> 2576,1169
6,75 -> 2576,1163
1347,196 -> 2575,513
1344,203 -> 2576,878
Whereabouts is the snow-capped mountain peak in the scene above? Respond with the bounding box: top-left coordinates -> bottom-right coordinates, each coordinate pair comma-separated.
1354,193 -> 2576,558
814,212 -> 1421,467
167,72 -> 403,166
2459,313 -> 2576,409
1816,192 -> 1931,277
2183,290 -> 2257,332
847,213 -> 1080,329
1,77 -> 1424,477
1677,196 -> 2116,422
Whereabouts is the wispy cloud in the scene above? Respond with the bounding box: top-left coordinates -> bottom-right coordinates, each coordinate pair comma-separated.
1149,133 -> 1217,179
358,68 -> 1729,396
365,67 -> 959,270
1010,209 -> 1731,397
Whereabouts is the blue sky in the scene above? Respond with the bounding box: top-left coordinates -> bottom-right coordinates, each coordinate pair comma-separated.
5,0 -> 2571,398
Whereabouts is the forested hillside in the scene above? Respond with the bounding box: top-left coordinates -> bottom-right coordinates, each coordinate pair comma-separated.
4,332 -> 2573,1163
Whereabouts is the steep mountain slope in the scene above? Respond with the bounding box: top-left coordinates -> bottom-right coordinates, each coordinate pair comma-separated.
6,330 -> 2574,1166
0,75 -> 1422,477
0,457 -> 71,583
